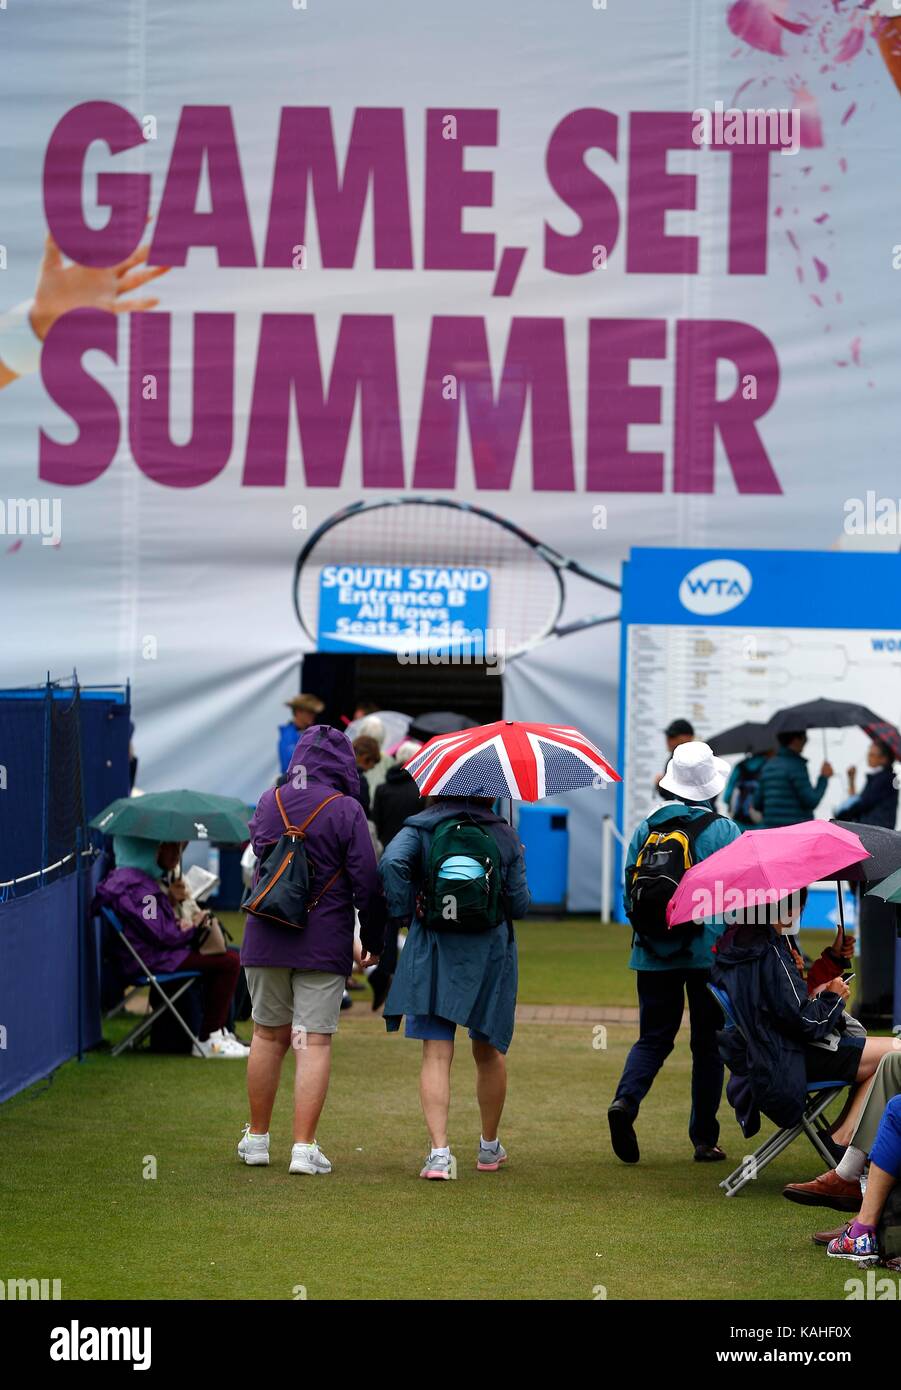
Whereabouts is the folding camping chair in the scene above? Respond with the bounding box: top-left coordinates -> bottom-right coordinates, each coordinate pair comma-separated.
708,982 -> 851,1197
100,906 -> 204,1058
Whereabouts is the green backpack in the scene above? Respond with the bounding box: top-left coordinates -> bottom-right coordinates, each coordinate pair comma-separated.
420,818 -> 505,933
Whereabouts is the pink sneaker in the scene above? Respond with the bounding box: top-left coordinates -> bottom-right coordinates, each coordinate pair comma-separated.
420,1151 -> 453,1180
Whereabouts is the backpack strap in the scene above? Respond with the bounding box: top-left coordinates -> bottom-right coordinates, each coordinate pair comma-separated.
664,809 -> 719,844
274,786 -> 342,837
309,863 -> 347,910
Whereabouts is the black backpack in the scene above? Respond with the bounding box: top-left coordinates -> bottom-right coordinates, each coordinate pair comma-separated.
625,810 -> 719,953
241,786 -> 343,930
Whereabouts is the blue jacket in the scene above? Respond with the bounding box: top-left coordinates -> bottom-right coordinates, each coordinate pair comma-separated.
842,765 -> 898,830
712,923 -> 848,1128
380,801 -> 530,1053
624,802 -> 743,972
753,747 -> 827,828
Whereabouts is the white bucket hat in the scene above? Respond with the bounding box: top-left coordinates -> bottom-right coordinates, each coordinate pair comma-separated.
659,740 -> 730,802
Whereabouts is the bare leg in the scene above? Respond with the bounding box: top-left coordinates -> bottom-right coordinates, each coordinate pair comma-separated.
247,1022 -> 291,1134
830,1039 -> 899,1145
293,1033 -> 332,1144
420,1039 -> 454,1148
857,1036 -> 899,1080
858,1163 -> 895,1226
472,1039 -> 507,1142
832,1081 -> 874,1147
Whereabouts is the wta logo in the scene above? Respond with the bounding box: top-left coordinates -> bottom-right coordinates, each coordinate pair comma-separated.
678,559 -> 752,616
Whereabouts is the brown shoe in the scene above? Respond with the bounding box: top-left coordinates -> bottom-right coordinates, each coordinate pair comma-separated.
782,1170 -> 861,1212
811,1224 -> 850,1246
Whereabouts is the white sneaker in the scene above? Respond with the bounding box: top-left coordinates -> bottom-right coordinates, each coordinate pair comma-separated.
198,1029 -> 250,1058
237,1123 -> 270,1166
289,1141 -> 332,1175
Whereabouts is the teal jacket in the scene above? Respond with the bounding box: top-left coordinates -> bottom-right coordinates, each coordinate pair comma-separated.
753,747 -> 827,828
624,802 -> 743,972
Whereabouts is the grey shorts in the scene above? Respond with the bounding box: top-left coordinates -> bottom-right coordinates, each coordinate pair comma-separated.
245,968 -> 345,1034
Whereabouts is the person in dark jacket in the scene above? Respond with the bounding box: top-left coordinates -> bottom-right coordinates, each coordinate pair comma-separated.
753,731 -> 832,828
842,739 -> 898,829
711,892 -> 897,1138
379,796 -> 530,1180
609,742 -> 742,1166
239,725 -> 385,1177
373,742 -> 424,850
721,750 -> 771,830
352,734 -> 381,817
368,740 -> 424,1011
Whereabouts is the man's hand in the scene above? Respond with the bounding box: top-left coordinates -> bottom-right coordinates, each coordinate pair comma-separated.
824,975 -> 850,1001
820,761 -> 834,779
167,879 -> 189,904
358,952 -> 379,969
29,234 -> 170,341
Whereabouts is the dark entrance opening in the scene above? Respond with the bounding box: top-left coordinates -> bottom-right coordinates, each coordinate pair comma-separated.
301,653 -> 503,730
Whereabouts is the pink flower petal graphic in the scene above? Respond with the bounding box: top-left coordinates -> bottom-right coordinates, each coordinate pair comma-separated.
813,257 -> 829,282
835,20 -> 865,63
841,102 -> 858,124
850,336 -> 862,365
727,0 -> 787,55
6,540 -> 23,554
773,15 -> 809,34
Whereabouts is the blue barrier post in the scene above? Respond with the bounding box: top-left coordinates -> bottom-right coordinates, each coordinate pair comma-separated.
76,826 -> 84,1062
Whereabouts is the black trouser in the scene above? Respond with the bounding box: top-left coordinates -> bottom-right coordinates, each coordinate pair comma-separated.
368,917 -> 400,992
613,968 -> 724,1148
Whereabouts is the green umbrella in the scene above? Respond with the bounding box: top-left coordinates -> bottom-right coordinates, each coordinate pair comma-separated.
865,864 -> 901,905
90,790 -> 252,843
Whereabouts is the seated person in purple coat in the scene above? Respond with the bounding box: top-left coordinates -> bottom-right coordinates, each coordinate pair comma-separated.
95,837 -> 248,1057
238,725 -> 385,1177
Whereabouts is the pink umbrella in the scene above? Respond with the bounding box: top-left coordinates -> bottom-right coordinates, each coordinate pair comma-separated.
665,821 -> 869,929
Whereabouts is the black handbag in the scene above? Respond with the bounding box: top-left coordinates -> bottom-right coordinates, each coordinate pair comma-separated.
241,786 -> 343,930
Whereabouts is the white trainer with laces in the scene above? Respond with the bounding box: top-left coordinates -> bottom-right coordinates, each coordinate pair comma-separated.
289,1142 -> 332,1175
237,1124 -> 270,1166
194,1029 -> 250,1058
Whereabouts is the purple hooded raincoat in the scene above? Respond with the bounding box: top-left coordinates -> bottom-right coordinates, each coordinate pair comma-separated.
240,725 -> 385,974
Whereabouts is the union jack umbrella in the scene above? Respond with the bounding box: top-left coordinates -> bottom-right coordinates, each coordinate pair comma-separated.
403,719 -> 620,802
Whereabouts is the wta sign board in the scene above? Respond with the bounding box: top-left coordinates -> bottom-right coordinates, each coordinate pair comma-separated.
317,565 -> 491,655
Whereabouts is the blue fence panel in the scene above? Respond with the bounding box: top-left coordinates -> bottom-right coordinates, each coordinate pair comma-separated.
0,866 -> 102,1103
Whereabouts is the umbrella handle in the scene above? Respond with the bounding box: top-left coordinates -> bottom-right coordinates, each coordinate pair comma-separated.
835,882 -> 845,950
822,729 -> 828,761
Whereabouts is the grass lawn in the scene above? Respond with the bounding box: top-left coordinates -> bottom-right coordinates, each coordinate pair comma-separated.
0,920 -> 862,1301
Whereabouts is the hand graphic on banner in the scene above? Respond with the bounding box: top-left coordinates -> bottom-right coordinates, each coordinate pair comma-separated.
0,233 -> 169,390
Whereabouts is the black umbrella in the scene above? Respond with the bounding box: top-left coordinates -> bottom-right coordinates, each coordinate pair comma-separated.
708,721 -> 775,757
826,819 -> 901,946
769,697 -> 882,735
408,710 -> 477,741
829,820 -> 901,881
769,697 -> 885,762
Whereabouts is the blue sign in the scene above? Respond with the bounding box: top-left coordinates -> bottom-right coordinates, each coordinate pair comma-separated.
621,547 -> 901,630
317,564 -> 491,655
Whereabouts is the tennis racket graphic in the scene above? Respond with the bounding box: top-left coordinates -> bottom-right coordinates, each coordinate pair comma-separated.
292,497 -> 621,660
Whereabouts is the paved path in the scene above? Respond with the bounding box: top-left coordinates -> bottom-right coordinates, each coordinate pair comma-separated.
516,1004 -> 639,1024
